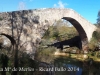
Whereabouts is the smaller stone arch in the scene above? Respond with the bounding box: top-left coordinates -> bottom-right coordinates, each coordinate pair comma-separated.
0,33 -> 16,46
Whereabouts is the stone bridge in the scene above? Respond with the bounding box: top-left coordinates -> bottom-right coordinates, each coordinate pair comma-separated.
0,8 -> 97,55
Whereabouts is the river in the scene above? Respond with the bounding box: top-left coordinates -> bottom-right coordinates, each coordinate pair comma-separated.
35,53 -> 100,75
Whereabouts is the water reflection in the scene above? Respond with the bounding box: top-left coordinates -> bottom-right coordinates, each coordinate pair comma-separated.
36,54 -> 100,75
63,64 -> 82,75
54,56 -> 82,75
54,56 -> 100,75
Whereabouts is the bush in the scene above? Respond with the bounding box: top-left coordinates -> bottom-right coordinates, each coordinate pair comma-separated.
35,46 -> 56,63
89,37 -> 97,50
93,31 -> 100,40
89,28 -> 100,50
0,49 -> 37,75
43,25 -> 78,41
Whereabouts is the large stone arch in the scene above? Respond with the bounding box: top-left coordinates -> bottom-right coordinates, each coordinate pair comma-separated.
0,8 -> 97,54
62,17 -> 88,49
62,17 -> 87,40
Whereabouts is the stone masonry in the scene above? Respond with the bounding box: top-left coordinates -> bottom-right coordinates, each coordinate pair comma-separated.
0,8 -> 97,56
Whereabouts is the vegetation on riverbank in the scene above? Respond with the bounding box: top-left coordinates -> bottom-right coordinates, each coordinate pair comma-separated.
0,49 -> 37,75
35,20 -> 79,62
89,28 -> 100,50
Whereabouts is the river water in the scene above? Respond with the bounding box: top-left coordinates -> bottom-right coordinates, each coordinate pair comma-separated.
35,54 -> 100,75
53,56 -> 83,75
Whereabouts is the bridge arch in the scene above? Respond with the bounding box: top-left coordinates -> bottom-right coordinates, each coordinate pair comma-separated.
62,17 -> 87,41
0,8 -> 97,53
61,17 -> 88,50
0,33 -> 16,46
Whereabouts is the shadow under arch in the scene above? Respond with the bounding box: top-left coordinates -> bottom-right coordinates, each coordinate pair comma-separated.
62,17 -> 88,41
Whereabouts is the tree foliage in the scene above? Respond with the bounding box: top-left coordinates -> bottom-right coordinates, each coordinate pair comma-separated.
43,19 -> 78,41
97,10 -> 100,27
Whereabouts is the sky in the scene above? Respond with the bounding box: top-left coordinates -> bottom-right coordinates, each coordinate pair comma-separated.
0,0 -> 100,24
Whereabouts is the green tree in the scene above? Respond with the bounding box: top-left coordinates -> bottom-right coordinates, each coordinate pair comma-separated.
97,10 -> 100,27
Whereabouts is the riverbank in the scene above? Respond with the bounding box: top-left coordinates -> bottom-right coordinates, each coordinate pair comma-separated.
53,51 -> 100,62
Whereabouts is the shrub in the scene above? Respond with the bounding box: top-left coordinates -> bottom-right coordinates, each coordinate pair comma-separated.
89,28 -> 100,50
0,49 -> 37,75
93,31 -> 100,40
43,25 -> 78,41
35,46 -> 56,63
89,37 -> 97,50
